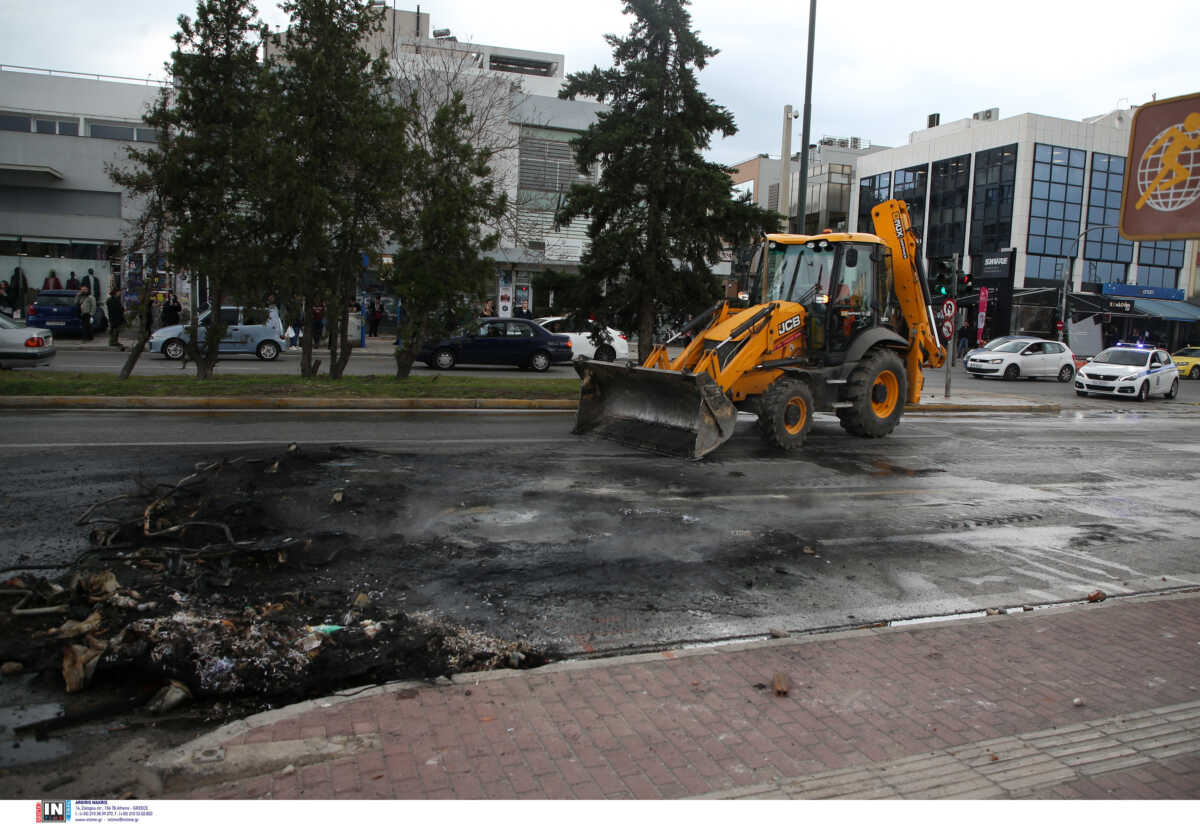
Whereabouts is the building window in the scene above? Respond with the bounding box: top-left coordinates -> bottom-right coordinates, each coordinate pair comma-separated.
1082,152 -> 1133,285
1027,143 -> 1084,262
1025,254 -> 1069,280
969,144 -> 1016,255
1136,240 -> 1184,289
927,154 -> 970,259
0,113 -> 31,132
88,122 -> 136,140
892,164 -> 928,236
857,172 -> 890,232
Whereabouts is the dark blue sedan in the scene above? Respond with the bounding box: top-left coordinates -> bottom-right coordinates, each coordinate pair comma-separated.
25,290 -> 107,337
419,317 -> 573,371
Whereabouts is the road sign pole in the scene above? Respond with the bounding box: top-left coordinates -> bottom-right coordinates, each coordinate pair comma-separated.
945,253 -> 959,398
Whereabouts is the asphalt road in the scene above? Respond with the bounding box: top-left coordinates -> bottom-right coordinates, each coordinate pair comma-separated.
4,405 -> 1199,656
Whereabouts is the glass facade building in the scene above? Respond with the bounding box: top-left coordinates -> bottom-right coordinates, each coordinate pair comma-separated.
1025,144 -> 1085,283
1082,152 -> 1133,286
892,164 -> 928,237
926,154 -> 970,260
857,172 -> 890,234
968,144 -> 1017,265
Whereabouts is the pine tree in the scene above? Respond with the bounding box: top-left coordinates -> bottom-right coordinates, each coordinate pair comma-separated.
116,0 -> 271,378
262,0 -> 405,379
556,0 -> 777,361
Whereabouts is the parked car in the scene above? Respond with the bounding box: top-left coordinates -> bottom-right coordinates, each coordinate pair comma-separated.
534,316 -> 629,362
25,289 -> 106,336
964,338 -> 1077,382
148,306 -> 285,361
1075,345 -> 1180,400
0,313 -> 55,369
418,317 -> 572,371
1171,345 -> 1200,379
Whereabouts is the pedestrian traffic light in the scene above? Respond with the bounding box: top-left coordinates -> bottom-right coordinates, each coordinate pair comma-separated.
932,271 -> 950,296
958,271 -> 973,290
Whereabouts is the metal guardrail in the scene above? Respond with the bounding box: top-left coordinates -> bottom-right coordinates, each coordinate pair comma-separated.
0,64 -> 168,87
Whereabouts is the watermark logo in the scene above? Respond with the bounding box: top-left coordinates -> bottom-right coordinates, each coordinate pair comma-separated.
36,801 -> 71,823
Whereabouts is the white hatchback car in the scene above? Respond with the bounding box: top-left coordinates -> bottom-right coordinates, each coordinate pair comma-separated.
1075,345 -> 1180,401
534,316 -> 629,362
964,338 -> 1077,382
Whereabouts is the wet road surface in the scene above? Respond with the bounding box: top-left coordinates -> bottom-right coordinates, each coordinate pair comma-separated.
4,406 -> 1199,655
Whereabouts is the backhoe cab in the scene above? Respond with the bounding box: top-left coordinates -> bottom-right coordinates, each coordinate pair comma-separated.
574,198 -> 946,458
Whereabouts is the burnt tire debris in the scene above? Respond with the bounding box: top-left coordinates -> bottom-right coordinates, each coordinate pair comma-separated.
0,444 -> 546,713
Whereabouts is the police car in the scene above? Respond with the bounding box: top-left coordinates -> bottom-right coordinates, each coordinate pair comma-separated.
1074,344 -> 1180,401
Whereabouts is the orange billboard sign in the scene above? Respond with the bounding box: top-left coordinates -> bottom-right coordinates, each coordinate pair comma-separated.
1119,91 -> 1200,241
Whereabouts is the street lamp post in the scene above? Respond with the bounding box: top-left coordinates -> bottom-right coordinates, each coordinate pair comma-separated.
1057,224 -> 1118,342
778,105 -> 798,231
796,0 -> 817,234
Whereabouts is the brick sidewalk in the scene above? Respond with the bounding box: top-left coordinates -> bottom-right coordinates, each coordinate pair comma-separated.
151,591 -> 1200,799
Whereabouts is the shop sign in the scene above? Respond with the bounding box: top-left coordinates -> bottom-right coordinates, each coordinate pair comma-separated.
1102,283 -> 1185,301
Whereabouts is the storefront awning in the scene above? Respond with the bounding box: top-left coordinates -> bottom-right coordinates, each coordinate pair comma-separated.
1132,298 -> 1200,322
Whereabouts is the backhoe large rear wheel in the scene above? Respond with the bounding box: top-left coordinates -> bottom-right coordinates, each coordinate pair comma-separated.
760,378 -> 814,452
837,349 -> 907,438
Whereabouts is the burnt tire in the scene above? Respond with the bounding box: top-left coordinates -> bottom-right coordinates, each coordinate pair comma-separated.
837,349 -> 907,438
760,378 -> 814,452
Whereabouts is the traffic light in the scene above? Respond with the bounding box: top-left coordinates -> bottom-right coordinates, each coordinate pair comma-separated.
932,269 -> 950,296
958,271 -> 973,290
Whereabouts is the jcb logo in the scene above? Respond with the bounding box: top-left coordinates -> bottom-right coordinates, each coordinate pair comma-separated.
777,314 -> 802,335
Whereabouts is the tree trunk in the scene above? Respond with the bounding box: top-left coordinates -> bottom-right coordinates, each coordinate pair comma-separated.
637,295 -> 656,364
119,212 -> 164,380
393,319 -> 425,378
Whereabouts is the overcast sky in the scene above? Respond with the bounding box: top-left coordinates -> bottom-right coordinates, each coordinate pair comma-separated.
2,0 -> 1196,165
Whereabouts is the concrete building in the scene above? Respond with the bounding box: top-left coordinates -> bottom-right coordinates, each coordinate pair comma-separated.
1,67 -> 158,309
1,7 -> 601,319
730,137 -> 886,234
850,107 -> 1200,350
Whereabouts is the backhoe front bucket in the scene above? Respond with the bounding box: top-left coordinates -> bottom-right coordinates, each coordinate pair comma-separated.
573,361 -> 739,459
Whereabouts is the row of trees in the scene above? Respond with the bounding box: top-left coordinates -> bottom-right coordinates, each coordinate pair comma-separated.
111,0 -> 504,379
111,0 -> 779,377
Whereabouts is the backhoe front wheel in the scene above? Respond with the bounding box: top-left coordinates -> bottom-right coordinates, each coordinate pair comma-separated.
837,349 -> 907,438
760,378 -> 814,452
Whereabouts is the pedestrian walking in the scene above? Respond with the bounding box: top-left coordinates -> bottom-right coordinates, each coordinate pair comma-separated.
312,302 -> 326,346
368,299 -> 382,337
957,321 -> 971,359
265,293 -> 284,339
161,293 -> 182,327
77,285 -> 96,341
106,287 -> 126,350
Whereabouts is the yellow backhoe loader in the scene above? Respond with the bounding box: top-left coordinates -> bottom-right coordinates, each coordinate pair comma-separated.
573,198 -> 946,458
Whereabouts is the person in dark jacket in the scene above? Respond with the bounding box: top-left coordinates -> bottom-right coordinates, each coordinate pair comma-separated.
161,293 -> 182,327
106,288 -> 126,350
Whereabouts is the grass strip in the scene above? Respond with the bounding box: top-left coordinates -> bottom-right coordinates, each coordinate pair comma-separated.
0,371 -> 581,400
